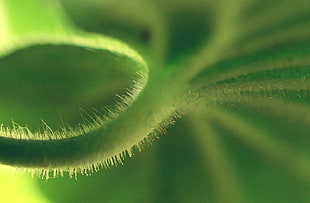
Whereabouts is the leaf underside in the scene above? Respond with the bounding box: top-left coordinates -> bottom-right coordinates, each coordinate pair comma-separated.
0,0 -> 310,202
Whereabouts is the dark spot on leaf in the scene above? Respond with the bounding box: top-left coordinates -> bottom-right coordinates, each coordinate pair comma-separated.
139,29 -> 152,43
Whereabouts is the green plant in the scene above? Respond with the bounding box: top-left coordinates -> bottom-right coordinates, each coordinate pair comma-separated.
0,0 -> 310,202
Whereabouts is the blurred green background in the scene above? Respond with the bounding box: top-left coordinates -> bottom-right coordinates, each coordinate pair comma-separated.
0,0 -> 310,202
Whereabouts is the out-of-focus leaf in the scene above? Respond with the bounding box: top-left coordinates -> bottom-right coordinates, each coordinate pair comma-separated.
0,0 -> 309,202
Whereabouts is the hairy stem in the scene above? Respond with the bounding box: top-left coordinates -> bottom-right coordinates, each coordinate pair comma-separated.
0,0 -> 184,175
0,71 -> 183,172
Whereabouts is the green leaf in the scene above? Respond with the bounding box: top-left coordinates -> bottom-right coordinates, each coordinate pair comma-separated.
0,0 -> 309,202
